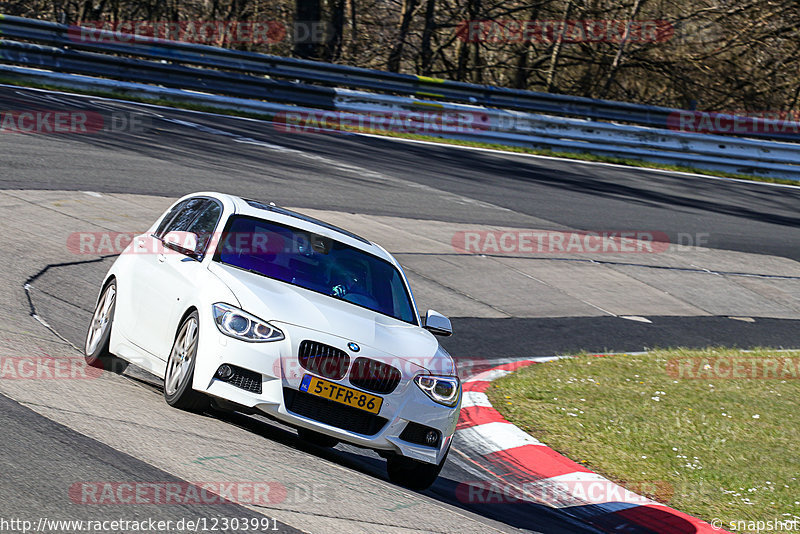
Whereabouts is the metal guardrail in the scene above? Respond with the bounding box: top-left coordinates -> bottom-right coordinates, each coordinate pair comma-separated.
3,14 -> 800,140
1,14 -> 799,180
0,14 -> 683,130
0,38 -> 337,109
334,90 -> 800,178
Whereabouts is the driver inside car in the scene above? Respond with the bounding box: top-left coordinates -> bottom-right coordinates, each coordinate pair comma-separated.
329,257 -> 377,307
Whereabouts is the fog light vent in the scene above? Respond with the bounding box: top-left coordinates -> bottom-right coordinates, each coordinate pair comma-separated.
215,364 -> 262,394
425,430 -> 439,446
216,364 -> 233,380
400,421 -> 441,448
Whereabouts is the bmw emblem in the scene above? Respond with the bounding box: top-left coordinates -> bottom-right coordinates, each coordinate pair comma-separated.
347,342 -> 360,352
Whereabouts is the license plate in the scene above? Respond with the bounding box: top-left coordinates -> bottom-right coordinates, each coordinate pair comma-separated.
299,375 -> 383,414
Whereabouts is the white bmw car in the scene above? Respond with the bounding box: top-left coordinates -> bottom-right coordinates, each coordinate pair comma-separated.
84,192 -> 461,489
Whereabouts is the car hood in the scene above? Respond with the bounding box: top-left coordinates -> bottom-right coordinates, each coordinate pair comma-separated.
209,263 -> 447,371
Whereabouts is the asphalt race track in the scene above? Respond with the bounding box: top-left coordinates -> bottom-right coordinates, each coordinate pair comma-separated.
1,85 -> 799,533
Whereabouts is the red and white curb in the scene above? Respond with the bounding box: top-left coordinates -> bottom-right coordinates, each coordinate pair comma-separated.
456,358 -> 731,534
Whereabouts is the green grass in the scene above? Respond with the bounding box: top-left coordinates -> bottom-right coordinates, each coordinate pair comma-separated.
487,348 -> 800,524
1,75 -> 797,187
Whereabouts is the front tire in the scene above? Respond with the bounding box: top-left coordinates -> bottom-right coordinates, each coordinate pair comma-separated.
164,311 -> 208,412
85,281 -> 116,368
386,447 -> 449,490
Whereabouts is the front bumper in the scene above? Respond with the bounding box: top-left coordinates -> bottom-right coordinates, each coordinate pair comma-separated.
192,318 -> 460,465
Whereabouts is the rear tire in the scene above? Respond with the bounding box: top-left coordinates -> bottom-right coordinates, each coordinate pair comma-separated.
84,281 -> 116,368
297,428 -> 339,448
164,311 -> 208,412
386,447 -> 449,490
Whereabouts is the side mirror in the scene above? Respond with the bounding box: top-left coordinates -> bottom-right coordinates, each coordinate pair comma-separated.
424,309 -> 452,337
163,231 -> 200,258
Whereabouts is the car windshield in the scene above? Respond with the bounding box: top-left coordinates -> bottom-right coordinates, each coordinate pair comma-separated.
213,215 -> 417,325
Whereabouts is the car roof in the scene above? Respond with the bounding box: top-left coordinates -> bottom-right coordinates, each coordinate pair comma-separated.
195,192 -> 397,265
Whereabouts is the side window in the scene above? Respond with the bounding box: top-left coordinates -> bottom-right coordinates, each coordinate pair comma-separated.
156,198 -> 222,257
187,201 -> 223,256
154,200 -> 188,238
161,198 -> 209,236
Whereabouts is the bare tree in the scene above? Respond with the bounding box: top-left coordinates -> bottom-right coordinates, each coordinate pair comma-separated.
419,0 -> 437,74
294,0 -> 322,59
387,0 -> 421,72
6,0 -> 800,112
599,0 -> 644,98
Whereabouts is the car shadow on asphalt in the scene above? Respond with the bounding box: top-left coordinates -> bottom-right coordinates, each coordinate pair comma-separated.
196,405 -> 615,534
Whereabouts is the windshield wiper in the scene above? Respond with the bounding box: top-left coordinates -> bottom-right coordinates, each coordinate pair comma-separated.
223,263 -> 267,278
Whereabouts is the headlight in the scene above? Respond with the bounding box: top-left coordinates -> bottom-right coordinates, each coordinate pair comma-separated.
414,374 -> 460,407
212,303 -> 284,342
